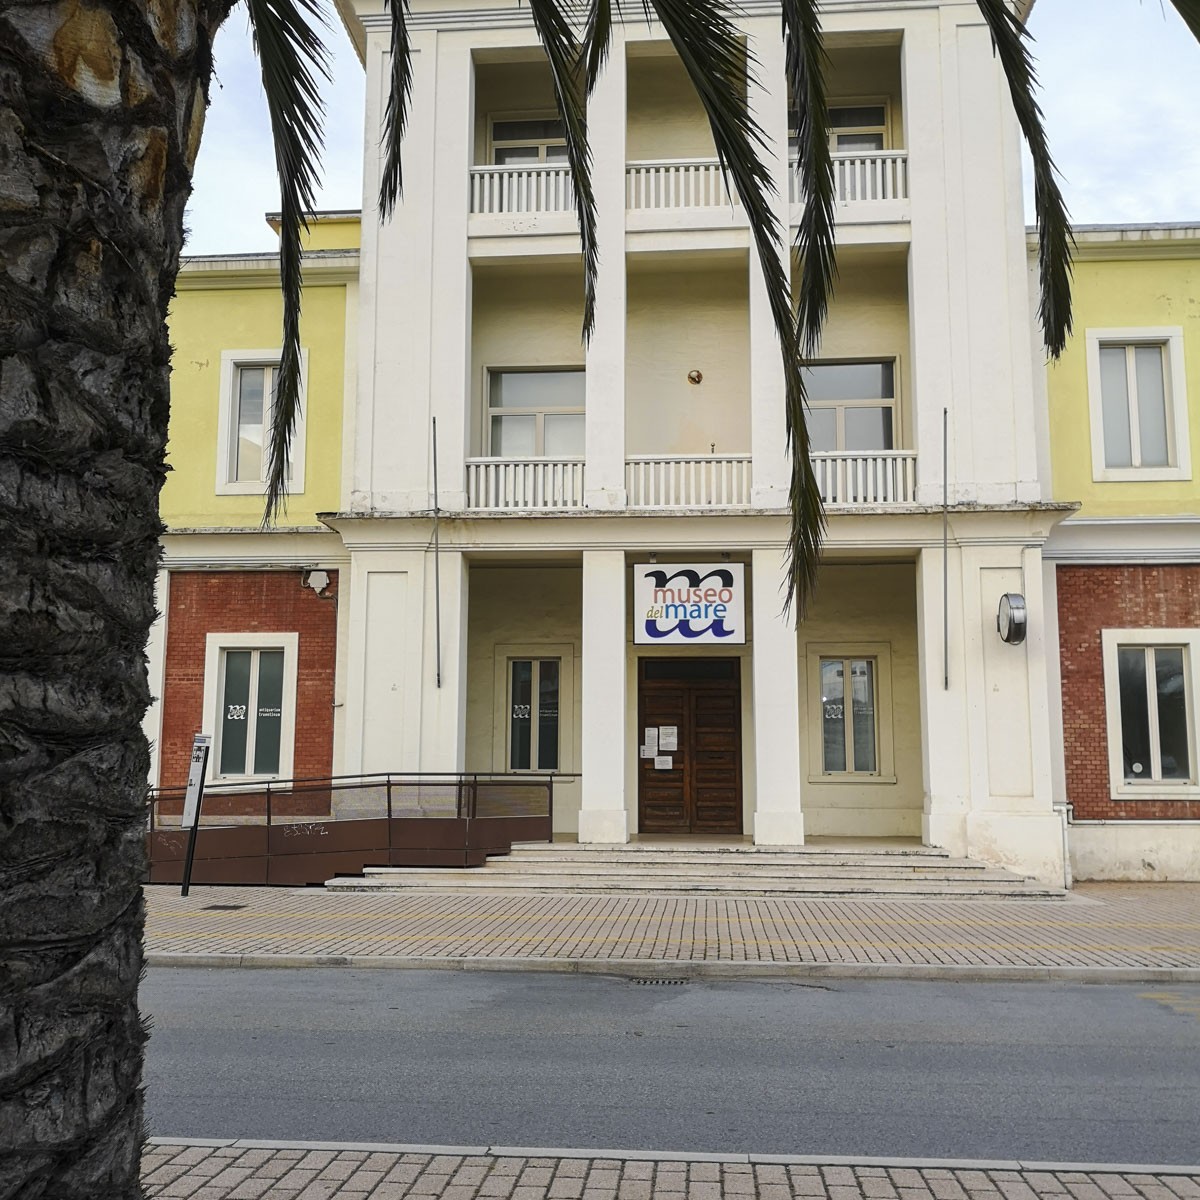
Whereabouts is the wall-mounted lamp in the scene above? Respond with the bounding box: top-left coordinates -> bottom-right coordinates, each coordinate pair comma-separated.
687,370 -> 703,385
996,593 -> 1027,645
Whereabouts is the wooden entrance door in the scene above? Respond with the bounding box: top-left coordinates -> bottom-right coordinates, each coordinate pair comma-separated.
637,658 -> 743,835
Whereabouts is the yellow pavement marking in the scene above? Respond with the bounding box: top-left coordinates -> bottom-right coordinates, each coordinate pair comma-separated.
1139,991 -> 1200,1020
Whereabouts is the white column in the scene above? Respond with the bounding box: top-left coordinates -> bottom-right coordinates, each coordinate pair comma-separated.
751,546 -> 805,844
142,567 -> 170,787
747,20 -> 792,509
584,30 -> 627,509
420,550 -> 469,771
579,550 -> 629,842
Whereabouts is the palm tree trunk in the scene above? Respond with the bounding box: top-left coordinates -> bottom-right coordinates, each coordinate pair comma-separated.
0,0 -> 231,1192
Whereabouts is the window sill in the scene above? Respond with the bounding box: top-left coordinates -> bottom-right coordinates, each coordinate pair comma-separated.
215,482 -> 306,497
1091,467 -> 1192,484
1109,784 -> 1200,802
808,774 -> 897,786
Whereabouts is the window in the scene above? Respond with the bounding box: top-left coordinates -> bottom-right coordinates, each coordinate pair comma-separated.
216,349 -> 308,495
1086,328 -> 1190,482
801,361 -> 896,453
202,633 -> 298,781
488,369 -> 585,457
789,103 -> 888,156
806,643 -> 895,783
508,658 -> 561,771
490,117 -> 567,165
1102,629 -> 1200,798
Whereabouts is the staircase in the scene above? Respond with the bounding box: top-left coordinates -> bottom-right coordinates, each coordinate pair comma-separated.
324,840 -> 1064,899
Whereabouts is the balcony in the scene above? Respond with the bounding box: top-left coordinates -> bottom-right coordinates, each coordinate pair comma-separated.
465,458 -> 585,510
625,159 -> 736,211
625,455 -> 752,508
812,451 -> 917,506
470,164 -> 574,215
790,151 -> 909,210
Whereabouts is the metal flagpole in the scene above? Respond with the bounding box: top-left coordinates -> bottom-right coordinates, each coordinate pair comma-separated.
942,407 -> 949,691
432,416 -> 443,689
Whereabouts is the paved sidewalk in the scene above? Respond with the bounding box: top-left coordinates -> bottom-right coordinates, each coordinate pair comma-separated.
144,882 -> 1200,980
141,1142 -> 1200,1200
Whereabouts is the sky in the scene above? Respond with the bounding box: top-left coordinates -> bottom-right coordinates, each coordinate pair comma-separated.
183,0 -> 1200,256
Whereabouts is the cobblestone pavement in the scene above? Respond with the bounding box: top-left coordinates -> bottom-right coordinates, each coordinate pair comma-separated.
141,1143 -> 1200,1200
143,883 -> 1200,975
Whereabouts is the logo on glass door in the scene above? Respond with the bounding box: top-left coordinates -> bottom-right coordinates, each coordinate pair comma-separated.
633,563 -> 746,645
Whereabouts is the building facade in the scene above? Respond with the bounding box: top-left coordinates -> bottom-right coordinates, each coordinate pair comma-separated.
147,0 -> 1118,887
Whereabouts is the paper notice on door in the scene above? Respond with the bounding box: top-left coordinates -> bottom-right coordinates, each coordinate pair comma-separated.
640,745 -> 655,759
654,755 -> 673,770
644,728 -> 658,750
659,726 -> 678,751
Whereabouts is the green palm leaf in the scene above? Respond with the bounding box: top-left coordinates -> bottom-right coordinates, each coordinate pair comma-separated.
379,0 -> 414,219
247,0 -> 330,521
1168,0 -> 1200,42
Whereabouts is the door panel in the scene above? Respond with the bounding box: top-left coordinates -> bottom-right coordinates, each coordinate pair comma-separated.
637,660 -> 742,835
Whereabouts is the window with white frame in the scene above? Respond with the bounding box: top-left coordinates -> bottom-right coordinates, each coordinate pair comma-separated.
1102,629 -> 1199,798
1086,328 -> 1190,482
801,361 -> 897,453
216,350 -> 308,495
203,633 -> 299,781
508,657 -> 561,771
488,369 -> 585,457
806,643 -> 896,782
789,103 -> 888,156
490,116 -> 567,165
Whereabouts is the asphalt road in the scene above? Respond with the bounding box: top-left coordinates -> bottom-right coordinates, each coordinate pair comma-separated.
142,969 -> 1200,1164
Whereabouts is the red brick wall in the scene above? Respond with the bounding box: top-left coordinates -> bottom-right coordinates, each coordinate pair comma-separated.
1057,565 -> 1200,821
159,570 -> 338,788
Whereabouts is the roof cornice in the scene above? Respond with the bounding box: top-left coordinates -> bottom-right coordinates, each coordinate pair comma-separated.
176,249 -> 360,290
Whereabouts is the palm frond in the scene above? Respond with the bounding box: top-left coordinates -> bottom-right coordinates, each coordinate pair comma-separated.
781,0 -> 836,356
526,0 -> 599,337
648,0 -> 823,610
974,0 -> 1072,357
378,0 -> 414,219
1168,0 -> 1200,42
583,0 -> 615,93
246,0 -> 330,522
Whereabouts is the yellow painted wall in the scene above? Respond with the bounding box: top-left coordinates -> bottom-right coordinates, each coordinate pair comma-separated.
265,215 -> 361,250
473,61 -> 560,165
626,260 -> 751,456
163,280 -> 347,527
1047,253 -> 1200,517
627,54 -> 716,161
826,45 -> 904,147
465,566 -> 584,831
797,563 -> 923,838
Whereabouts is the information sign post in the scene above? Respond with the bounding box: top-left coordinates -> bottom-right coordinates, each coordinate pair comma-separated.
180,733 -> 212,897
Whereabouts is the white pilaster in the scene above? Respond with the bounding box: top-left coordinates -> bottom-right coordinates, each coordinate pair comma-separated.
142,568 -> 170,787
751,546 -> 804,844
584,31 -> 627,509
579,550 -> 629,841
420,550 -> 469,770
747,20 -> 792,509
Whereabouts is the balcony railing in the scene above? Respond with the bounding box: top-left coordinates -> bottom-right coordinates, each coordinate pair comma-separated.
625,455 -> 752,508
465,458 -> 586,510
790,151 -> 909,205
469,165 -> 574,215
812,451 -> 917,506
626,159 -> 736,210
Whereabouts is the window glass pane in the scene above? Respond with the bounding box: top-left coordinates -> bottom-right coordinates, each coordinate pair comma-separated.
510,660 -> 533,770
493,119 -> 565,141
491,414 -> 536,457
1099,346 -> 1132,468
850,659 -> 877,773
253,650 -> 285,776
543,413 -> 585,456
490,371 -> 585,410
1154,647 -> 1191,781
829,106 -> 886,129
802,362 -> 894,402
494,146 -> 541,165
544,145 -> 569,164
844,406 -> 894,451
220,651 -> 252,775
835,133 -> 885,153
807,407 -> 838,452
235,367 -> 265,482
1117,647 -> 1152,781
820,659 -> 847,773
537,660 -> 560,771
1134,345 -> 1169,467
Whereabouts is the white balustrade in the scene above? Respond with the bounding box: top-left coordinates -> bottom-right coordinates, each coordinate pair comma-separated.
625,456 -> 752,508
465,458 -> 586,510
811,451 -> 917,506
788,151 -> 909,206
625,159 -> 736,210
469,165 -> 574,215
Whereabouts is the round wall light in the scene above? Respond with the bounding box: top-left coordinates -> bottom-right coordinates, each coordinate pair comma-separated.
997,593 -> 1028,645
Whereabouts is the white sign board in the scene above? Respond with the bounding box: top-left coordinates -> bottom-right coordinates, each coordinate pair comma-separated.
633,563 -> 746,645
180,734 -> 212,829
659,726 -> 678,751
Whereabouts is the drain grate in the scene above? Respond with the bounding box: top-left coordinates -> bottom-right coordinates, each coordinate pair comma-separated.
202,904 -> 246,911
631,977 -> 688,986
